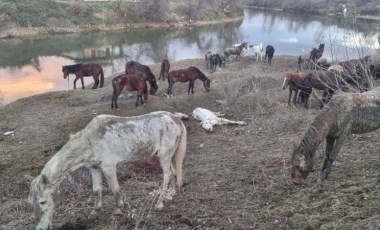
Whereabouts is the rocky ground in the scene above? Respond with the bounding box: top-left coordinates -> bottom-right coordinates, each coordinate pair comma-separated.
1,55 -> 380,230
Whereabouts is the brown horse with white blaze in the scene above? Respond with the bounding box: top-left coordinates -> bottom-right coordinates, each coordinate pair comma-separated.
291,87 -> 380,185
111,73 -> 148,109
167,66 -> 211,95
62,63 -> 104,89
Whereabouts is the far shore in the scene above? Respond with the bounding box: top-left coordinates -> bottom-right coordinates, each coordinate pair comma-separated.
0,16 -> 244,39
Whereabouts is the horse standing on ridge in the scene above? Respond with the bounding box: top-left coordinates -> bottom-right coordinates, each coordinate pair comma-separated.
265,45 -> 275,65
224,42 -> 248,61
291,86 -> 380,185
298,43 -> 325,71
62,63 -> 104,89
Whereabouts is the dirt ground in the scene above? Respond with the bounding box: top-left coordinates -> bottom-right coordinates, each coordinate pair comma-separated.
1,55 -> 380,230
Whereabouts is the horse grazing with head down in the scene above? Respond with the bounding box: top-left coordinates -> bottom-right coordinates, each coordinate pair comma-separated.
265,45 -> 275,65
291,86 -> 380,185
298,43 -> 325,71
125,61 -> 158,95
224,42 -> 248,61
167,66 -> 211,95
62,63 -> 104,89
159,59 -> 170,81
111,73 -> 148,109
29,111 -> 188,230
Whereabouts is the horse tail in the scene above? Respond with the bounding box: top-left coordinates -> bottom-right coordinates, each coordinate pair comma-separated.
99,68 -> 104,88
171,121 -> 187,188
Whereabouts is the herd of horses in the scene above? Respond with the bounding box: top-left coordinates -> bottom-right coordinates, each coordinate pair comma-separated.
32,42 -> 378,230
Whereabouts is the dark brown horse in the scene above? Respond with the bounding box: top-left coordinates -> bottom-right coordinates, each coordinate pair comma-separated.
167,66 -> 211,95
111,73 -> 148,110
159,59 -> 170,81
224,42 -> 248,61
62,63 -> 104,89
298,43 -> 325,71
265,45 -> 275,66
291,86 -> 380,185
302,70 -> 345,108
281,72 -> 311,107
125,61 -> 158,95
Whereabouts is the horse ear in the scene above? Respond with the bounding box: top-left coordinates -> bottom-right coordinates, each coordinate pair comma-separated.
41,174 -> 49,185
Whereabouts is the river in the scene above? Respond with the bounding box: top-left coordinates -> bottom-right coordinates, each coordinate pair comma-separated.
0,8 -> 379,105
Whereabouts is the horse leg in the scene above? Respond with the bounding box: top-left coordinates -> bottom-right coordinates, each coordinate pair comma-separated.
189,80 -> 195,95
320,132 -> 349,181
288,88 -> 293,105
92,76 -> 99,89
101,165 -> 124,215
90,167 -> 103,215
80,77 -> 85,89
155,151 -> 175,210
111,87 -> 121,110
73,77 -> 79,89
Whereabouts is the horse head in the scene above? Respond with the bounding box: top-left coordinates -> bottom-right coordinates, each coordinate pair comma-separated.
29,174 -> 55,230
291,143 -> 313,185
62,66 -> 69,79
281,73 -> 293,89
204,79 -> 211,92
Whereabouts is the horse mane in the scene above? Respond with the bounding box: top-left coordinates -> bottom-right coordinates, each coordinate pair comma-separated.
192,67 -> 209,82
63,64 -> 82,73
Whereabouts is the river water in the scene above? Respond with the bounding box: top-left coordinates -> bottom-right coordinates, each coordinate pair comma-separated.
0,8 -> 379,105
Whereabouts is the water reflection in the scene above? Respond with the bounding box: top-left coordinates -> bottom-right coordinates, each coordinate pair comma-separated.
0,8 -> 379,105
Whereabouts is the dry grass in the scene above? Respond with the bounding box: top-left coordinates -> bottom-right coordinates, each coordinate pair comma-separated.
0,55 -> 379,230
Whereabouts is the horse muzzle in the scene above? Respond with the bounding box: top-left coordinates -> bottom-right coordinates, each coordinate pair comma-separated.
292,177 -> 305,185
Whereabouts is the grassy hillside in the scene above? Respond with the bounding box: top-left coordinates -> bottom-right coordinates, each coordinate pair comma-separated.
0,0 -> 243,28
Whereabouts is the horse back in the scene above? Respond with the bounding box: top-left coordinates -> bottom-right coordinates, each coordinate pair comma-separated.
305,70 -> 340,90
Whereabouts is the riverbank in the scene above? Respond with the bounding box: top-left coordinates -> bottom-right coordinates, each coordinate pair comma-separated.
0,16 -> 244,39
0,0 -> 245,39
1,55 -> 380,229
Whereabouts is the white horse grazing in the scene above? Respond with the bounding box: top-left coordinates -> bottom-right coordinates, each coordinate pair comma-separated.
192,107 -> 247,132
253,43 -> 264,62
29,111 -> 187,230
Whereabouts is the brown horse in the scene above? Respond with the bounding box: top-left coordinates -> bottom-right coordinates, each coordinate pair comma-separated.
125,61 -> 158,95
159,59 -> 170,81
167,66 -> 211,95
281,72 -> 311,107
224,42 -> 248,61
298,43 -> 325,71
302,70 -> 346,108
111,73 -> 148,110
291,86 -> 380,185
62,63 -> 104,89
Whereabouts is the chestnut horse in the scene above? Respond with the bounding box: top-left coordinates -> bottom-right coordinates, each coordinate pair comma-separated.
159,59 -> 170,81
62,63 -> 104,89
281,72 -> 311,108
125,61 -> 158,95
167,66 -> 211,95
291,86 -> 380,185
111,73 -> 148,109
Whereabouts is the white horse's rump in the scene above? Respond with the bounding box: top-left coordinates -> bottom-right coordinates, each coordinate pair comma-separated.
29,111 -> 187,230
192,107 -> 247,132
